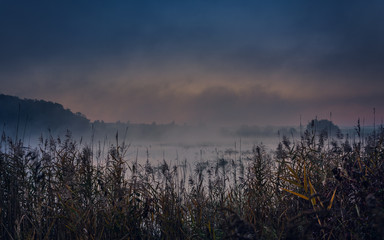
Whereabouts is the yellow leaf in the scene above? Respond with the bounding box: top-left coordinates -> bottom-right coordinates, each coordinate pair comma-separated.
280,177 -> 302,188
327,188 -> 337,210
207,221 -> 212,234
308,180 -> 316,206
287,165 -> 300,181
282,188 -> 309,200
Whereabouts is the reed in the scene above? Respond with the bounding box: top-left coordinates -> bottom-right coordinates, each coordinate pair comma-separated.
0,123 -> 383,239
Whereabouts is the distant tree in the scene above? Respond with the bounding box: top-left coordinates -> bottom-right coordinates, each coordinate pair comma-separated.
306,119 -> 342,138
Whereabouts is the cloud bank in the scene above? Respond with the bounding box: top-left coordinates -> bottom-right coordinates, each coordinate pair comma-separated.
1,0 -> 383,126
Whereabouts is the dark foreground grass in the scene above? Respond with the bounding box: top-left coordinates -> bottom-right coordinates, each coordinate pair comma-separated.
0,124 -> 384,239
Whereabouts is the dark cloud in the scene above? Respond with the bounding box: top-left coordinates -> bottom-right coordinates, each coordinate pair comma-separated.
0,0 -> 383,125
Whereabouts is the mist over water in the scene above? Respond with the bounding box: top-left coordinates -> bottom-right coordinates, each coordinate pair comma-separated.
1,103 -> 363,170
0,94 -> 373,169
122,136 -> 281,167
4,121 -> 284,167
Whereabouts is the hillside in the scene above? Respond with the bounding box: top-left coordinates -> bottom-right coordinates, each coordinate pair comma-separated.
0,94 -> 90,139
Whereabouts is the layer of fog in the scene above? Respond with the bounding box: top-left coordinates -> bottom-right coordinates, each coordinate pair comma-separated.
2,121 -> 368,169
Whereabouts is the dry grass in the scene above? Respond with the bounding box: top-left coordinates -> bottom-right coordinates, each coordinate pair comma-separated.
0,123 -> 383,239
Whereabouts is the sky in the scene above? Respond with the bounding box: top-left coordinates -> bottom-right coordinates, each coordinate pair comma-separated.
1,0 -> 384,126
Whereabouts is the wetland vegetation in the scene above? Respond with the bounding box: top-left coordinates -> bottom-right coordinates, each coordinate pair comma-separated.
0,118 -> 383,239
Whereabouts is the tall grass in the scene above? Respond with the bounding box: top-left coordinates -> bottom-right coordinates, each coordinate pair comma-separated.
0,124 -> 383,239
